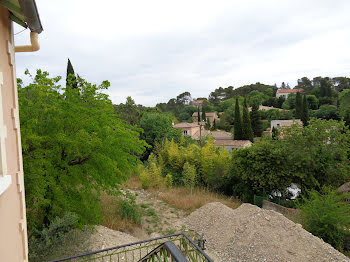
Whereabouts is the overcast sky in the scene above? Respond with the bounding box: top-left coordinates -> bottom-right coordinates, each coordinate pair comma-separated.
14,0 -> 350,106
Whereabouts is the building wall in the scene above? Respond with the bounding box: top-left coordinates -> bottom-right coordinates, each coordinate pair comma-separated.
0,5 -> 28,262
175,126 -> 200,138
276,92 -> 289,98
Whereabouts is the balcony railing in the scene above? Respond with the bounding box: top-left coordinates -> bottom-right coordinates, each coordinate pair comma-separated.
50,233 -> 213,262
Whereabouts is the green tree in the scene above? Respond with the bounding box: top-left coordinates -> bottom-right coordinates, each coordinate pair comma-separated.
66,58 -> 77,89
202,110 -> 206,122
250,102 -> 263,137
295,92 -> 302,119
139,113 -> 181,149
315,105 -> 339,120
233,97 -> 243,140
230,119 -> 350,201
271,126 -> 279,140
212,119 -> 217,130
182,162 -> 197,202
301,95 -> 309,126
306,95 -> 319,110
205,118 -> 211,130
298,188 -> 350,251
19,70 -> 147,231
197,106 -> 200,123
242,98 -> 254,141
114,96 -> 140,125
281,118 -> 350,192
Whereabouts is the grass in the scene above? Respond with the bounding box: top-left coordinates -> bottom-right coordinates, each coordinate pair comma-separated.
140,203 -> 151,209
100,192 -> 141,233
125,175 -> 240,212
156,187 -> 240,213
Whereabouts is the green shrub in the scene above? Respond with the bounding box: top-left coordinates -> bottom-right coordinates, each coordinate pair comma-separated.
29,212 -> 78,261
298,188 -> 350,251
165,174 -> 173,188
117,193 -> 141,224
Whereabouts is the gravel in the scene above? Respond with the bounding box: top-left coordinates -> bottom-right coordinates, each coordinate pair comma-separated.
88,225 -> 140,251
184,202 -> 350,262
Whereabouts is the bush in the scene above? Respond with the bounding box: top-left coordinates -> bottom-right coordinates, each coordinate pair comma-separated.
29,212 -> 78,261
117,192 -> 141,224
297,188 -> 350,251
165,174 -> 173,188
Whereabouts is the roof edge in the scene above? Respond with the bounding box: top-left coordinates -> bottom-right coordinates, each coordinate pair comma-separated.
18,0 -> 43,33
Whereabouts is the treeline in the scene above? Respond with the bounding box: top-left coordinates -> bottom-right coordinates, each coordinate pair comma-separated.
137,118 -> 350,202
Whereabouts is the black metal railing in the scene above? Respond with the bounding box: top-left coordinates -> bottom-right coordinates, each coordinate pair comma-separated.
50,233 -> 213,262
139,241 -> 189,262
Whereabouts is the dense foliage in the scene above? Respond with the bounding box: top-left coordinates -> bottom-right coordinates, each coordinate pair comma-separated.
230,119 -> 350,201
139,138 -> 232,192
298,188 -> 350,251
19,70 -> 147,231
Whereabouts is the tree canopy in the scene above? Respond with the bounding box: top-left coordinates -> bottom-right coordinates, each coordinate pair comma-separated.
19,70 -> 147,230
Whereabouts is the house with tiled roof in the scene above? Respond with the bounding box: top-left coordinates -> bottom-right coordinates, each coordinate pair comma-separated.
276,88 -> 304,98
192,112 -> 219,124
173,122 -> 200,138
271,119 -> 302,129
248,105 -> 285,112
191,99 -> 207,108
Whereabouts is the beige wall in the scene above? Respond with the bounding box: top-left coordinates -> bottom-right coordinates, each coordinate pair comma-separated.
0,5 -> 28,262
176,126 -> 200,138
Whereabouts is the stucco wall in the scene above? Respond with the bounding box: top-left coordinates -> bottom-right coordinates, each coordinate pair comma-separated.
0,5 -> 28,262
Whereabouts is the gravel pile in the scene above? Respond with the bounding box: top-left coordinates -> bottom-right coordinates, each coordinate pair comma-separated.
89,225 -> 139,251
184,202 -> 350,262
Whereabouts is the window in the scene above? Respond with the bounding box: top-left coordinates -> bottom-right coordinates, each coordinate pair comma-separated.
183,130 -> 188,135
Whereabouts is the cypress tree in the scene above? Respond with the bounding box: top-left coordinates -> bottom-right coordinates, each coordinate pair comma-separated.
66,58 -> 77,89
197,107 -> 200,123
272,126 -> 279,140
205,118 -> 211,130
242,98 -> 254,142
213,119 -> 217,130
234,97 -> 243,140
295,92 -> 302,119
250,102 -> 263,137
202,110 -> 206,122
301,95 -> 309,126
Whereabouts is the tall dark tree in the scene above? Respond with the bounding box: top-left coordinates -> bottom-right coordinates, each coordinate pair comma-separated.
242,98 -> 254,142
271,126 -> 279,140
202,110 -> 206,122
250,102 -> 263,137
281,82 -> 286,89
66,58 -> 77,89
205,118 -> 211,130
295,92 -> 302,119
213,119 -> 217,130
301,95 -> 309,126
197,107 -> 200,123
234,97 -> 243,140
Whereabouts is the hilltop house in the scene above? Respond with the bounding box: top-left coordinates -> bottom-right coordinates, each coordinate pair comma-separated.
192,112 -> 219,124
0,1 -> 43,261
248,105 -> 284,112
172,122 -> 210,140
191,98 -> 207,108
276,88 -> 304,98
173,122 -> 200,137
271,119 -> 302,130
